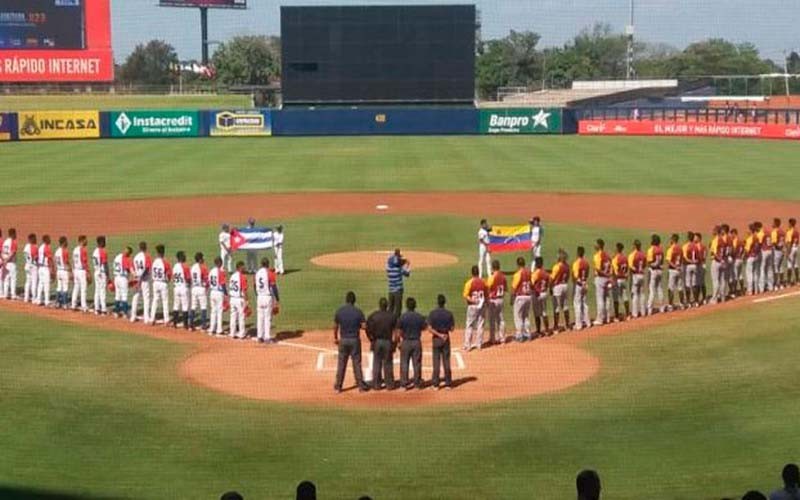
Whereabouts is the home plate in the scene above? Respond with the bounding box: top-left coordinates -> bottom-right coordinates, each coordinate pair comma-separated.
375,204 -> 389,211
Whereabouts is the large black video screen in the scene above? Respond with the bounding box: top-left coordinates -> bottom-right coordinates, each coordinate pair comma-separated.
0,0 -> 85,50
281,5 -> 476,105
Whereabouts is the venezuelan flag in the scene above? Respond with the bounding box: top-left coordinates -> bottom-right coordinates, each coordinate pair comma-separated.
488,225 -> 532,253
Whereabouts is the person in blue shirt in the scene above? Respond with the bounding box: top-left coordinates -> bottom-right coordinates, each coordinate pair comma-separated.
386,248 -> 411,319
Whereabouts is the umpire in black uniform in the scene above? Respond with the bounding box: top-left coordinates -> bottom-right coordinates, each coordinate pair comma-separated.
333,291 -> 369,393
428,294 -> 455,390
366,297 -> 397,390
398,297 -> 427,390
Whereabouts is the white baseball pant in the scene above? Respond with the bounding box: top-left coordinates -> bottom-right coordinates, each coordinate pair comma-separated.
94,273 -> 107,313
208,290 -> 225,334
173,285 -> 189,312
478,248 -> 491,279
229,297 -> 246,338
37,267 -> 51,306
71,269 -> 88,311
551,283 -> 569,314
710,261 -> 726,303
573,284 -> 590,329
130,280 -> 151,322
487,298 -> 505,343
274,246 -> 284,274
513,296 -> 532,338
463,303 -> 485,349
630,274 -> 645,318
114,276 -> 129,303
3,262 -> 17,299
56,270 -> 70,301
24,263 -> 38,303
647,269 -> 664,314
256,295 -> 274,341
745,257 -> 759,295
759,250 -> 774,292
190,286 -> 208,312
149,281 -> 169,323
594,277 -> 610,324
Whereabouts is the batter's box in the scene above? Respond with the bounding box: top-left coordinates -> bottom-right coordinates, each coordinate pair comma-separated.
316,350 -> 466,382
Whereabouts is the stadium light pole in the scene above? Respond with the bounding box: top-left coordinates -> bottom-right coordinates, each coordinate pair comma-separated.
625,0 -> 635,80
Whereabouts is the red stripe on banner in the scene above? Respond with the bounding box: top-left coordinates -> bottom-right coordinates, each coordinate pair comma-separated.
489,242 -> 532,253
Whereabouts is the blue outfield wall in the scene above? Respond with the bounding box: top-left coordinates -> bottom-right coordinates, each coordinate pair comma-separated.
273,108 -> 479,136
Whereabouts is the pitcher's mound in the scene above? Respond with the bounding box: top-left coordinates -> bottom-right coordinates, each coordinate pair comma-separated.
311,250 -> 458,271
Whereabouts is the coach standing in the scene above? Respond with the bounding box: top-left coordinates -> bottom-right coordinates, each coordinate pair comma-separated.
245,217 -> 258,274
428,294 -> 454,390
386,249 -> 410,319
366,297 -> 397,390
333,291 -> 369,393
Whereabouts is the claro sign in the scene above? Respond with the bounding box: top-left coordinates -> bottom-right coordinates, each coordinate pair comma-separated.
579,119 -> 800,140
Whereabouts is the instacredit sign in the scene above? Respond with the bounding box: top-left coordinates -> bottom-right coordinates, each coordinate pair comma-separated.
579,120 -> 800,140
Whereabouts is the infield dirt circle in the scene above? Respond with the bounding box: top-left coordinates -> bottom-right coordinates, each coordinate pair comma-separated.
311,250 -> 458,271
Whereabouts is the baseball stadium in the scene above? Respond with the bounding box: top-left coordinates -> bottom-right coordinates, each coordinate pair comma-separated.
1,1 -> 800,500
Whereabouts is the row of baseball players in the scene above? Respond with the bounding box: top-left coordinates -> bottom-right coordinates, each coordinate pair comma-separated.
0,229 -> 281,343
463,218 -> 800,346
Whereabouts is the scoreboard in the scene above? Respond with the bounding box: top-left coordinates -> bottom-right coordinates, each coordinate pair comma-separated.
0,0 -> 85,50
159,0 -> 246,8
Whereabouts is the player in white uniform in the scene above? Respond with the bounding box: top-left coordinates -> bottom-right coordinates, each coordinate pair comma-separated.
113,246 -> 134,318
1,228 -> 18,300
22,233 -> 38,303
254,257 -> 281,344
36,235 -> 54,307
189,252 -> 209,331
228,261 -> 248,339
54,236 -> 71,309
171,251 -> 191,329
148,244 -> 171,325
529,216 -> 544,266
92,236 -> 110,315
71,235 -> 91,312
273,225 -> 285,275
130,241 -> 152,323
477,219 -> 492,279
219,224 -> 232,273
207,257 -> 227,336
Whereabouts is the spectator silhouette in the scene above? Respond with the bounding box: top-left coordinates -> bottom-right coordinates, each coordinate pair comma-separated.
770,464 -> 800,500
743,491 -> 767,500
296,480 -> 317,500
577,469 -> 601,500
220,492 -> 243,500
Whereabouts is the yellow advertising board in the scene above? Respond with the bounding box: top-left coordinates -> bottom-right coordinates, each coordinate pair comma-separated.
17,110 -> 100,140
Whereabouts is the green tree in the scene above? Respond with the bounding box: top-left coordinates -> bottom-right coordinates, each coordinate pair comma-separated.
118,40 -> 178,86
475,30 -> 541,98
212,35 -> 280,86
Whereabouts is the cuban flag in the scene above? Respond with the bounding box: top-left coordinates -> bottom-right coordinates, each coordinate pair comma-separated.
231,227 -> 274,251
488,224 -> 532,253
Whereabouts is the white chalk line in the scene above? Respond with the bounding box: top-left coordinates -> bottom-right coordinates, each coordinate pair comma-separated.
752,290 -> 800,304
315,351 -> 466,381
276,340 -> 337,354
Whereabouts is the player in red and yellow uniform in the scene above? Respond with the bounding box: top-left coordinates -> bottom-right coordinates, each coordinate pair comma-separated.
592,239 -> 612,325
729,228 -> 744,296
611,242 -> 630,321
744,224 -> 761,295
550,250 -> 570,332
628,239 -> 647,318
572,246 -> 591,330
646,234 -> 665,315
531,257 -> 551,336
486,260 -> 507,344
757,221 -> 774,292
786,218 -> 800,285
462,265 -> 488,350
510,257 -> 533,341
709,226 -> 727,304
695,232 -> 708,304
771,218 -> 787,288
681,231 -> 699,306
666,234 -> 685,310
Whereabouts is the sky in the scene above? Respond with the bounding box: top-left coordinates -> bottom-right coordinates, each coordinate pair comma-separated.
112,0 -> 800,63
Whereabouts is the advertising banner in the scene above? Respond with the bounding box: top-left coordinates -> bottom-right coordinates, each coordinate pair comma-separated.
0,0 -> 114,82
579,120 -> 800,140
160,0 -> 247,8
110,110 -> 200,138
209,109 -> 271,137
479,108 -> 562,134
0,112 -> 11,140
17,110 -> 100,140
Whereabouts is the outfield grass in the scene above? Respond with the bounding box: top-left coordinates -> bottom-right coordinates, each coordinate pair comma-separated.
0,94 -> 251,111
2,135 -> 799,205
1,293 -> 797,499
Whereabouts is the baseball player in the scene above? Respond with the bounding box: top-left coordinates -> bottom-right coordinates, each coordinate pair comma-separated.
54,236 -> 71,309
786,218 -> 799,285
572,246 -> 591,330
744,224 -> 761,295
71,235 -> 91,312
22,233 -> 38,303
695,232 -> 708,304
550,249 -> 570,332
207,256 -> 227,336
646,234 -> 665,315
171,251 -> 191,329
628,240 -> 646,318
92,236 -> 110,314
1,228 -> 18,300
730,228 -> 745,296
529,216 -> 544,262
531,257 -> 551,337
771,218 -> 786,289
273,225 -> 285,275
486,259 -> 507,345
592,239 -> 612,326
462,264 -> 487,351
477,219 -> 492,279
245,217 -> 258,274
709,226 -> 729,304
510,257 -> 533,341
36,235 -> 54,307
219,224 -> 232,273
130,242 -> 152,323
112,246 -> 134,318
611,242 -> 630,321
189,252 -> 209,332
757,222 -> 774,293
666,234 -> 685,311
228,261 -> 248,339
0,228 -> 3,299
254,257 -> 280,344
682,231 -> 699,307
148,244 -> 172,324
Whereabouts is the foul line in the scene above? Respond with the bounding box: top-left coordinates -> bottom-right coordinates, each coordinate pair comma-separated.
277,341 -> 337,354
752,291 -> 800,304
